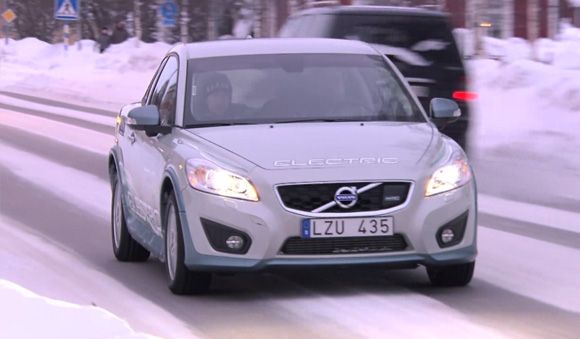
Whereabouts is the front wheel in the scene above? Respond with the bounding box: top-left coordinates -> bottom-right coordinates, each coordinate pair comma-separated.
427,261 -> 475,287
164,192 -> 211,295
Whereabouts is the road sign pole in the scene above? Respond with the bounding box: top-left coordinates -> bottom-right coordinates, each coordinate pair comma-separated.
55,0 -> 80,49
77,20 -> 82,50
64,22 -> 69,52
77,0 -> 81,50
180,0 -> 189,43
2,0 -> 8,45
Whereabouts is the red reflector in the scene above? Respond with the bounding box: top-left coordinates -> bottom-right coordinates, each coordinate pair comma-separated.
452,91 -> 478,101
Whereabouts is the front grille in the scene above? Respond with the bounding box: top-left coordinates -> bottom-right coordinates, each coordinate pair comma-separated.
281,235 -> 407,255
277,182 -> 410,213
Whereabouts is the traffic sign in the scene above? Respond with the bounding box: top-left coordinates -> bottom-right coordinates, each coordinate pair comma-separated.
55,0 -> 80,21
160,0 -> 178,27
1,9 -> 16,24
163,17 -> 176,27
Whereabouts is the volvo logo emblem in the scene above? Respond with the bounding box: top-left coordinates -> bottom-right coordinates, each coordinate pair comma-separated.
335,186 -> 358,209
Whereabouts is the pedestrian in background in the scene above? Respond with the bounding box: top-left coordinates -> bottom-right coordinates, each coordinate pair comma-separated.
97,26 -> 111,53
110,21 -> 129,44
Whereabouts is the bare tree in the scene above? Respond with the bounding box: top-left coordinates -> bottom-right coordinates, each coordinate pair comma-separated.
8,0 -> 56,42
6,0 -> 245,43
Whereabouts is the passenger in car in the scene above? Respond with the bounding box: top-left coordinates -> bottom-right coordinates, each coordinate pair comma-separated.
200,72 -> 232,116
192,72 -> 252,120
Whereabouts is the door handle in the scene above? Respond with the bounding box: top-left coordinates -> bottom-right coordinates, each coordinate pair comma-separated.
128,132 -> 136,145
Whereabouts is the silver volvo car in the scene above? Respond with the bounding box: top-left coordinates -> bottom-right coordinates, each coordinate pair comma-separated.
109,38 -> 477,294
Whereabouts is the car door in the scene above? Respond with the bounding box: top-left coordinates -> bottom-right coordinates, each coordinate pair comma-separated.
117,60 -> 164,237
123,55 -> 179,245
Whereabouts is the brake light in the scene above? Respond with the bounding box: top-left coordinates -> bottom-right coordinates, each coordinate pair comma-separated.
452,91 -> 478,101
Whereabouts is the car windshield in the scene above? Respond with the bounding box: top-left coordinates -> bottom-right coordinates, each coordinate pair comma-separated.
334,15 -> 462,68
183,53 -> 424,127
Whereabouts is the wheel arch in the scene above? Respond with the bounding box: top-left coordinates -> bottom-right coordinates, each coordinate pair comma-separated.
109,150 -> 121,191
160,167 -> 200,266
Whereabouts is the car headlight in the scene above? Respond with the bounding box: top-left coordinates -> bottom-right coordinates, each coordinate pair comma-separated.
186,159 -> 259,202
425,151 -> 472,197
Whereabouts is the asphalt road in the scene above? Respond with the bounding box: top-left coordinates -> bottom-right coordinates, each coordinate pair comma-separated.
1,92 -> 579,339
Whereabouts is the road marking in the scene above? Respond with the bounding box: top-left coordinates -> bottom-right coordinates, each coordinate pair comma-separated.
0,214 -> 197,339
0,93 -> 114,127
0,142 -> 110,218
0,90 -> 114,116
477,226 -> 580,314
0,109 -> 112,155
478,194 -> 580,234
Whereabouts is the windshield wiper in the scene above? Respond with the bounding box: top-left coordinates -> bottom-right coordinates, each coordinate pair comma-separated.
272,118 -> 364,124
185,122 -> 254,128
185,119 -> 367,128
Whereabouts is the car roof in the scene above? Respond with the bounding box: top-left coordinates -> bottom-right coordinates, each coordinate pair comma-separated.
297,5 -> 448,18
182,38 -> 379,59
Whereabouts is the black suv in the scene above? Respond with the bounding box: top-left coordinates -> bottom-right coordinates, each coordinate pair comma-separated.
279,5 -> 473,150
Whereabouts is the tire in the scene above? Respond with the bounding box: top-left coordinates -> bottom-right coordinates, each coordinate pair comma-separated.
164,192 -> 211,295
427,261 -> 475,287
111,174 -> 150,262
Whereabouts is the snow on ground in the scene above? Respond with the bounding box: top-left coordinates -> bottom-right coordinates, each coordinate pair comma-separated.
0,214 -> 196,339
0,106 -> 113,155
0,141 -> 110,216
452,24 -> 580,169
0,38 -> 171,111
455,23 -> 580,68
0,279 -> 153,339
467,57 -> 580,169
477,227 -> 580,314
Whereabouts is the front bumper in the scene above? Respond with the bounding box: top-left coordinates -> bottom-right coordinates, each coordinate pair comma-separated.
176,174 -> 478,272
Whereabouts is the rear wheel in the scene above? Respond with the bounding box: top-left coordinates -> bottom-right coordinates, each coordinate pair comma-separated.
111,174 -> 150,262
164,192 -> 211,295
427,261 -> 475,287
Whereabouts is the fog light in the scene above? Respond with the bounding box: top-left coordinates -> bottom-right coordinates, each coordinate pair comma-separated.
226,235 -> 244,250
441,229 -> 455,244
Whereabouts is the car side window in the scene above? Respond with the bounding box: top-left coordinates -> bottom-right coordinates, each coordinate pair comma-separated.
159,72 -> 178,126
149,56 -> 178,126
280,15 -> 314,37
142,59 -> 166,105
279,17 -> 299,37
295,15 -> 314,37
301,15 -> 332,37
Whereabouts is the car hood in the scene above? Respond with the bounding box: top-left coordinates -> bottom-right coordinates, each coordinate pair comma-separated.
188,122 -> 437,171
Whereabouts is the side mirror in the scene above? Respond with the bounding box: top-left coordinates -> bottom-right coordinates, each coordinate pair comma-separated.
430,98 -> 461,120
127,105 -> 170,135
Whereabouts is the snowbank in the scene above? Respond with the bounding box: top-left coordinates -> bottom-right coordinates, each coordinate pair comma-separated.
468,58 -> 580,168
0,211 -> 197,338
0,37 -> 173,109
1,37 -> 171,72
469,58 -> 580,111
0,279 -> 154,338
452,24 -> 580,163
455,25 -> 580,70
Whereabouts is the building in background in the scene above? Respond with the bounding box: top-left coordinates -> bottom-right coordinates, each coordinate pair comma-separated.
561,0 -> 580,26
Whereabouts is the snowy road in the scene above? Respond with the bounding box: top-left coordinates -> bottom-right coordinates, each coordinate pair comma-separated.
1,92 -> 580,338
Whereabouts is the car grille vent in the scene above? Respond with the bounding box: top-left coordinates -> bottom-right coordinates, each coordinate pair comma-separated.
281,235 -> 407,255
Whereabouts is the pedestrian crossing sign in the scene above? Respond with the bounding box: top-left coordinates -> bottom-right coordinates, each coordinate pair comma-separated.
55,0 -> 79,21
